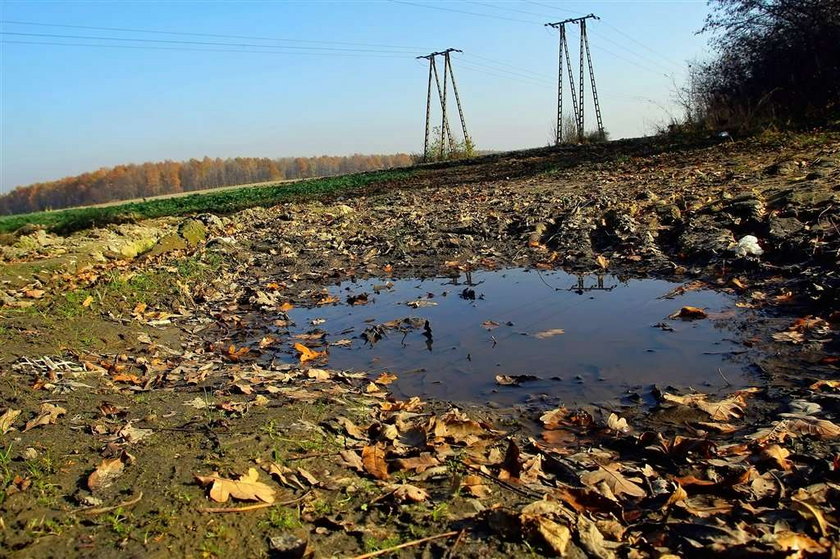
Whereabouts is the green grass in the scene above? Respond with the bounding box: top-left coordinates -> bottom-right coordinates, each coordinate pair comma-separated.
0,169 -> 414,235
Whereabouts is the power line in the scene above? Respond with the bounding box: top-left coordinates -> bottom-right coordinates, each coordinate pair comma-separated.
0,31 -> 419,54
0,19 -> 428,51
457,62 -> 554,89
389,0 -> 541,24
1,40 -> 414,58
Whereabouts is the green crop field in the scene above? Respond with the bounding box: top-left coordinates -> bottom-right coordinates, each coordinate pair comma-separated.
0,169 -> 415,235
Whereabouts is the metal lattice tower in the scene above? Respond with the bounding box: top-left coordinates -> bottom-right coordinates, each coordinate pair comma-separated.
417,48 -> 471,161
546,14 -> 605,144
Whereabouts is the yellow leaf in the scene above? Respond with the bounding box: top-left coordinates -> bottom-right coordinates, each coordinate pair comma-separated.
278,302 -> 294,312
194,468 -> 275,503
596,254 -> 609,270
82,295 -> 94,307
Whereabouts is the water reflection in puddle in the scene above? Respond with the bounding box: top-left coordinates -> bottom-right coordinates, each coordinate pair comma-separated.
283,269 -> 753,407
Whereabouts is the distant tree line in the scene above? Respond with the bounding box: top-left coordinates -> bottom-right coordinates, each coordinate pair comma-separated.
0,153 -> 414,215
686,0 -> 840,131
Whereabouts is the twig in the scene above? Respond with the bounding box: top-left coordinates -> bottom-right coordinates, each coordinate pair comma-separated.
199,502 -> 273,513
717,368 -> 732,387
199,490 -> 311,513
77,492 -> 143,516
443,529 -> 467,559
348,531 -> 459,559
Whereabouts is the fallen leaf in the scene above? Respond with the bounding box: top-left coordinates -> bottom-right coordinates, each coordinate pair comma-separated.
786,417 -> 840,439
760,444 -> 792,471
88,456 -> 126,491
774,531 -> 826,554
607,413 -> 631,433
772,331 -> 806,344
82,295 -> 94,307
0,409 -> 21,434
339,450 -> 365,472
336,416 -> 365,439
461,475 -> 491,498
670,306 -> 708,319
596,254 -> 609,270
194,468 -> 275,503
278,302 -> 294,312
306,368 -> 331,380
23,289 -> 45,299
23,403 -> 66,432
295,343 -> 325,364
580,463 -> 646,498
391,484 -> 429,503
495,374 -> 539,386
533,328 -> 565,339
362,445 -> 389,480
374,372 -> 397,385
532,516 -> 571,555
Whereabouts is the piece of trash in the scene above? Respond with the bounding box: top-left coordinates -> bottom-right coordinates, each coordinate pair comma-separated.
731,235 -> 763,257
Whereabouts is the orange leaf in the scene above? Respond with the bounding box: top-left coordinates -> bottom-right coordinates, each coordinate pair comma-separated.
294,343 -> 324,363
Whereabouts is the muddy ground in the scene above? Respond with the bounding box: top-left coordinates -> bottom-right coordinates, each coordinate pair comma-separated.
0,130 -> 838,558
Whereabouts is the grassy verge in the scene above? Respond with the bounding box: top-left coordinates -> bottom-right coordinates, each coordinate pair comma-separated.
0,169 -> 414,235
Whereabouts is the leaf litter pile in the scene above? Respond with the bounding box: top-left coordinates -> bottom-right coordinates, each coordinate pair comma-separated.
0,131 -> 839,556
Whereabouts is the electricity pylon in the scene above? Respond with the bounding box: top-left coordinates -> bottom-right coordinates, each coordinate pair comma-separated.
417,48 -> 471,161
546,14 -> 605,144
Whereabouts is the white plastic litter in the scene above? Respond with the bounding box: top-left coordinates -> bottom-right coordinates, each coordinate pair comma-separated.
732,235 -> 764,257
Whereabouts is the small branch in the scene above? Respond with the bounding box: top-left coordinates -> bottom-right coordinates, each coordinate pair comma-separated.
77,492 -> 143,516
199,502 -> 273,513
199,490 -> 311,513
348,531 -> 459,559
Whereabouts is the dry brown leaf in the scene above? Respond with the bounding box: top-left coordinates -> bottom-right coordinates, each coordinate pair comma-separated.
580,463 -> 646,498
361,445 -> 389,480
671,306 -> 708,319
461,475 -> 491,498
760,444 -> 792,471
88,456 -> 126,491
306,368 -> 331,380
786,417 -> 840,439
339,450 -> 365,472
774,531 -> 826,554
391,484 -> 429,503
772,331 -> 805,344
374,372 -> 397,385
194,468 -> 275,503
0,409 -> 21,434
607,413 -> 630,433
533,328 -> 565,339
534,517 -> 571,555
393,454 -> 440,473
336,416 -> 365,439
23,403 -> 66,432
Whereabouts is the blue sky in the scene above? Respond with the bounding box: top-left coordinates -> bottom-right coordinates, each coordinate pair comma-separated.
0,1 -> 711,191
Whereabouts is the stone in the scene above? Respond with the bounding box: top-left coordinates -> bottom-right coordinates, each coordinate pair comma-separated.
178,219 -> 207,246
767,216 -> 805,242
145,233 -> 188,257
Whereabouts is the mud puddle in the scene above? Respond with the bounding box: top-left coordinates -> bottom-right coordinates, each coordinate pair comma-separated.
276,269 -> 757,407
